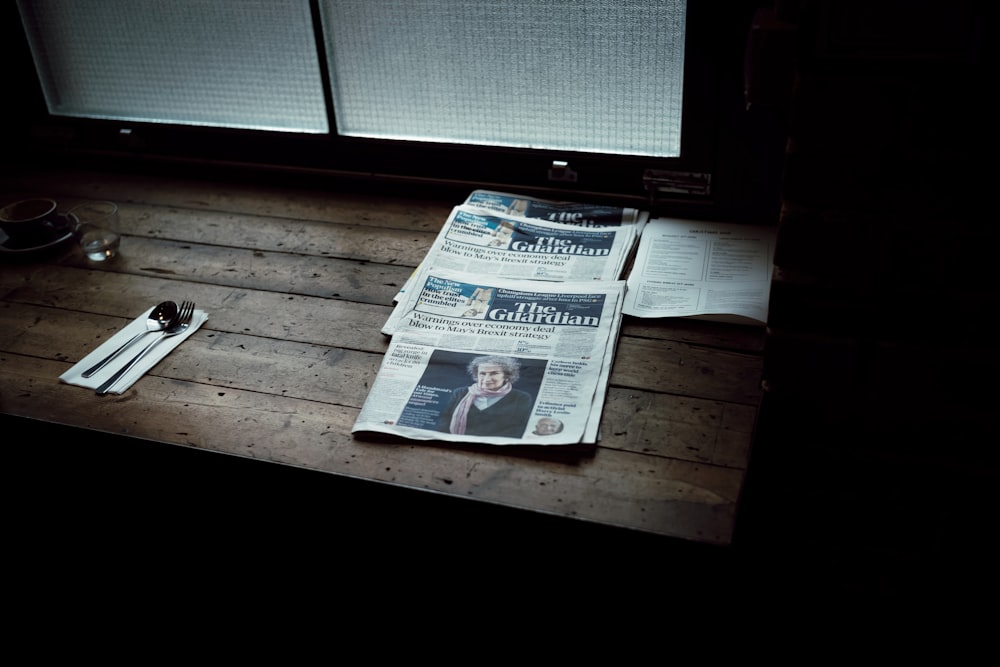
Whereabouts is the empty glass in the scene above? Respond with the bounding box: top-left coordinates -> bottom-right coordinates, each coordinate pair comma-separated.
69,200 -> 120,261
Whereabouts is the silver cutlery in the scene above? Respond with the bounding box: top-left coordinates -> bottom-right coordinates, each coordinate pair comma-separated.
82,300 -> 178,378
95,300 -> 195,395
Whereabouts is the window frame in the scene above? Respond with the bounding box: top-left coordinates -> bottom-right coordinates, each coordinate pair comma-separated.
2,1 -> 780,220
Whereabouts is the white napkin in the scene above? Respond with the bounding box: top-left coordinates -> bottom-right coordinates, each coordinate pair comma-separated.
60,306 -> 208,394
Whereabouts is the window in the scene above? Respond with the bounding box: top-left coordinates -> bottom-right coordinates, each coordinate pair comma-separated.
16,0 -> 328,133
321,1 -> 686,158
4,1 -> 777,218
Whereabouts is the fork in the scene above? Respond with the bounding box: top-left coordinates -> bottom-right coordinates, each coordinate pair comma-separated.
96,300 -> 195,395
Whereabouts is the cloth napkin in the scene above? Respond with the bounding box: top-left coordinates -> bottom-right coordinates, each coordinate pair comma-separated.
60,305 -> 208,394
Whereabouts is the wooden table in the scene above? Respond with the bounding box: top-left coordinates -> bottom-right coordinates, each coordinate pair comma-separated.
1,164 -> 765,548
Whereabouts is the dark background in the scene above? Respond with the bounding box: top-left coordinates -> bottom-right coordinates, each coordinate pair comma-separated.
2,1 -> 994,602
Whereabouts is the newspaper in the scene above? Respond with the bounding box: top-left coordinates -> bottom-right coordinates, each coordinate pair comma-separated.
622,216 -> 777,324
392,191 -> 647,305
463,189 -> 648,228
384,204 -> 640,335
353,268 -> 626,446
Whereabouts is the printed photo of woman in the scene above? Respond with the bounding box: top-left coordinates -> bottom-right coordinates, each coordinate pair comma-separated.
436,354 -> 533,438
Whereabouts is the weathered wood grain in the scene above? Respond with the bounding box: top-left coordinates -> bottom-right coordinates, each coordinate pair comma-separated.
2,170 -> 768,349
1,298 -> 761,408
118,204 -> 440,266
0,354 -> 743,544
53,235 -> 414,306
1,299 -> 757,459
0,167 -> 456,231
611,337 -> 763,405
1,166 -> 764,545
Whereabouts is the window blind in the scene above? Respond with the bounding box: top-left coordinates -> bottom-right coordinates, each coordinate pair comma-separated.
16,0 -> 329,133
319,0 -> 687,157
17,0 -> 687,158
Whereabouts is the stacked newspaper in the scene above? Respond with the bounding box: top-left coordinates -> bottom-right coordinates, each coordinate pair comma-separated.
353,190 -> 646,447
390,189 -> 648,306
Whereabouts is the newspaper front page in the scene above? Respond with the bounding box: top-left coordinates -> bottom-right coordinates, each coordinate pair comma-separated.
393,192 -> 647,305
354,268 -> 626,446
385,204 -> 639,335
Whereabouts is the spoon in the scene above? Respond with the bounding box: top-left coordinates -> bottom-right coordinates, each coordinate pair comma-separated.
81,300 -> 178,378
95,300 -> 195,396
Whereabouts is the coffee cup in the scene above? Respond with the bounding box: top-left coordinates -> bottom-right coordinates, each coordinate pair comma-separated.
0,198 -> 74,250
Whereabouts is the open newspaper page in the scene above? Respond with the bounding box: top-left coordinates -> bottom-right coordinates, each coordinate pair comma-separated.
393,192 -> 647,304
354,268 -> 626,446
622,217 -> 777,325
384,204 -> 639,335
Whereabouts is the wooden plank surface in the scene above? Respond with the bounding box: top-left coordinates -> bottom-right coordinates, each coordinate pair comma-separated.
0,166 -> 764,545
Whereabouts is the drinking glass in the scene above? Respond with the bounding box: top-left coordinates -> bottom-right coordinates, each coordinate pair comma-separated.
69,200 -> 120,261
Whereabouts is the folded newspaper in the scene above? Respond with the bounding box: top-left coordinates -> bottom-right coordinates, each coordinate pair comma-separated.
353,268 -> 626,446
385,203 -> 641,334
391,189 -> 647,305
463,189 -> 648,228
356,190 -> 646,446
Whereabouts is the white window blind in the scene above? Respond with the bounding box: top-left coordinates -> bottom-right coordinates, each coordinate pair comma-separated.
319,0 -> 687,157
16,0 -> 329,133
16,1 -> 687,158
